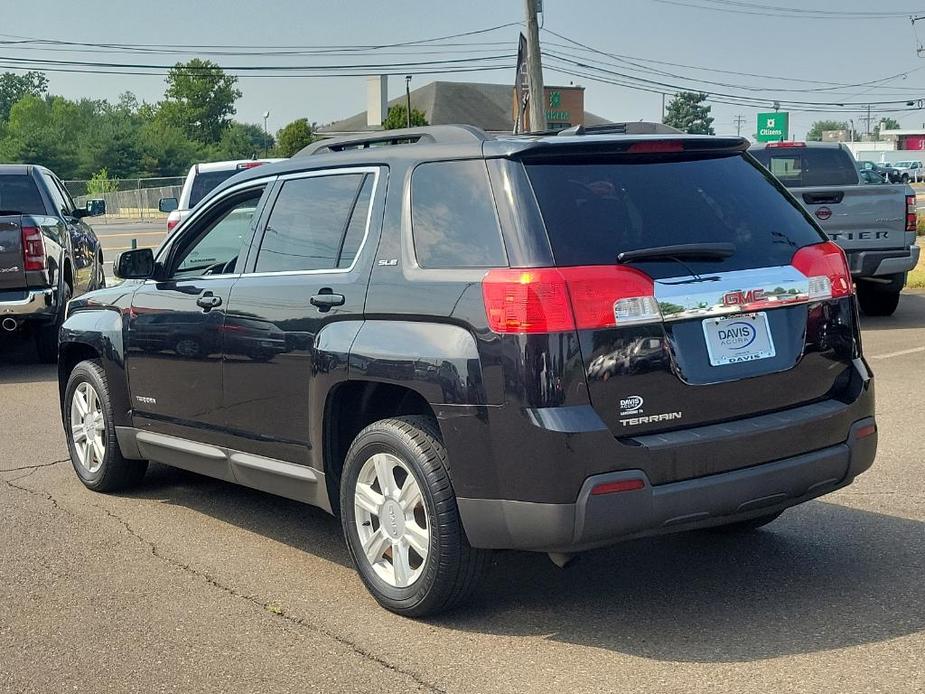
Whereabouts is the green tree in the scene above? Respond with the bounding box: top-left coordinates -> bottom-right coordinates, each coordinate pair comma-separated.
0,71 -> 47,121
874,117 -> 901,140
0,95 -> 80,177
87,168 -> 119,195
137,118 -> 206,177
276,118 -> 315,156
806,120 -> 848,141
211,122 -> 272,160
663,92 -> 714,135
161,59 -> 242,144
381,104 -> 428,130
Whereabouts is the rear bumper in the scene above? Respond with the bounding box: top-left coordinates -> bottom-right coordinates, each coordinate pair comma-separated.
847,244 -> 919,278
458,417 -> 877,552
0,288 -> 56,319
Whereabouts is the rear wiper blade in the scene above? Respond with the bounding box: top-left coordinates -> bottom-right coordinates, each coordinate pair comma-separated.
617,242 -> 735,264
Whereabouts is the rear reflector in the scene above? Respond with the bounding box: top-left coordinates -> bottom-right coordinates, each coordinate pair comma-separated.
854,423 -> 877,440
766,141 -> 806,148
627,140 -> 684,154
591,479 -> 646,495
791,241 -> 853,299
21,226 -> 45,271
482,265 -> 658,334
906,195 -> 917,232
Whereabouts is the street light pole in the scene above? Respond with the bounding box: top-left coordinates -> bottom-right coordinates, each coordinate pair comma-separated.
262,111 -> 270,157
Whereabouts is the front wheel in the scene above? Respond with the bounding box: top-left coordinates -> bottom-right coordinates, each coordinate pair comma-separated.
340,416 -> 488,617
64,360 -> 147,492
857,284 -> 901,317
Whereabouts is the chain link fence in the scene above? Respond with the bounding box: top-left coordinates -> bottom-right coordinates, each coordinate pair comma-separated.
63,177 -> 185,221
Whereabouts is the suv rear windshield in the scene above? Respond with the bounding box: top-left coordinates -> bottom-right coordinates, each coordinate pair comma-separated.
749,146 -> 859,187
189,170 -> 239,208
525,153 -> 824,276
0,175 -> 46,215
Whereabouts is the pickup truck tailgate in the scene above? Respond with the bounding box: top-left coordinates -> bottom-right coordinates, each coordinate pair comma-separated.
0,216 -> 25,290
794,184 -> 911,252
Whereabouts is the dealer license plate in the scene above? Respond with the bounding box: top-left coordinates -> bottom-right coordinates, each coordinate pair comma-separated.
702,312 -> 776,366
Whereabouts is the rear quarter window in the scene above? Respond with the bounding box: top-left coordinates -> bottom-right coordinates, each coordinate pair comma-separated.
525,153 -> 825,277
411,160 -> 507,269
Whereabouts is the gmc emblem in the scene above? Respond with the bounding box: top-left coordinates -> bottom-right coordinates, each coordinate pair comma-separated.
722,289 -> 765,306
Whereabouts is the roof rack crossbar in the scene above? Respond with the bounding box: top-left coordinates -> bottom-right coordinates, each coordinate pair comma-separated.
297,124 -> 490,157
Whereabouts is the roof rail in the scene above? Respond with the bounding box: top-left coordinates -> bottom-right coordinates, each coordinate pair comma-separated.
297,124 -> 490,157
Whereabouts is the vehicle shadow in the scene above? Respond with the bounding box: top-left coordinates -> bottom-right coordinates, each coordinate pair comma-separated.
0,334 -> 56,384
859,289 -> 925,331
125,465 -> 924,664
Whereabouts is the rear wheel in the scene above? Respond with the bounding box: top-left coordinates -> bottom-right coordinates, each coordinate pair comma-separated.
857,284 -> 901,317
64,360 -> 147,492
340,415 -> 488,617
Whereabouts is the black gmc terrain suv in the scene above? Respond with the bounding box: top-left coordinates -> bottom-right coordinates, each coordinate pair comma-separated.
58,124 -> 877,616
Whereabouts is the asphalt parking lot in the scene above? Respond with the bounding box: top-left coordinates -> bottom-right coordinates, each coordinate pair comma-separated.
1,294 -> 924,693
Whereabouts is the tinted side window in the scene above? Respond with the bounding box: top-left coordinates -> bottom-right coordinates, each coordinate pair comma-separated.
256,173 -> 365,273
189,170 -> 238,208
411,160 -> 506,268
338,174 -> 374,269
42,173 -> 68,216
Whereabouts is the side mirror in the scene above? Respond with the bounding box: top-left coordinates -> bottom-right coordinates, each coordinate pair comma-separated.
114,248 -> 156,280
86,198 -> 106,217
158,197 -> 179,213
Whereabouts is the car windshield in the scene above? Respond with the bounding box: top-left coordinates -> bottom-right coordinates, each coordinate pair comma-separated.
524,152 -> 824,278
188,169 -> 240,208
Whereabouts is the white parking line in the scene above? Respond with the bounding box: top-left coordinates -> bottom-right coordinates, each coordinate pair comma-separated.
870,346 -> 925,360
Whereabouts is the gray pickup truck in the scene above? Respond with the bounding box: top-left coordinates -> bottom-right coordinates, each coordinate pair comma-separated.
750,141 -> 919,316
0,165 -> 106,361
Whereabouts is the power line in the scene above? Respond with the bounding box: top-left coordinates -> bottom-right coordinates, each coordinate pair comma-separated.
650,0 -> 925,19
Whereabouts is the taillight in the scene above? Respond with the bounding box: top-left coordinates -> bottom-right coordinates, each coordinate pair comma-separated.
166,211 -> 180,232
906,194 -> 916,232
627,140 -> 683,154
481,266 -> 659,334
792,241 -> 853,300
21,226 -> 45,271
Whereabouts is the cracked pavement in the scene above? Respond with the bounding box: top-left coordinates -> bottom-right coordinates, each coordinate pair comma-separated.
2,293 -> 924,693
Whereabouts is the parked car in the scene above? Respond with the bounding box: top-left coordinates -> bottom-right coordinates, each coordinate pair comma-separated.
858,168 -> 887,184
158,158 -> 283,232
891,159 -> 924,183
59,124 -> 877,616
0,165 -> 106,361
750,142 -> 919,316
858,160 -> 899,182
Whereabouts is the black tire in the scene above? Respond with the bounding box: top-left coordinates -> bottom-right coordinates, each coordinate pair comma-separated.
340,415 -> 489,617
34,283 -> 70,363
706,510 -> 784,534
64,360 -> 148,492
857,285 -> 901,317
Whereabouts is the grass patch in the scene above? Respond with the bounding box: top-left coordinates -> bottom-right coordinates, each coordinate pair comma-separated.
909,255 -> 925,288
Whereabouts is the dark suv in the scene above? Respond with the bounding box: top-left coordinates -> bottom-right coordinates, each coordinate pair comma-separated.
58,124 -> 877,616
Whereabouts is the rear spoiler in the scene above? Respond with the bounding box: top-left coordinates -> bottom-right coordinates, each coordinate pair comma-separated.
500,136 -> 750,161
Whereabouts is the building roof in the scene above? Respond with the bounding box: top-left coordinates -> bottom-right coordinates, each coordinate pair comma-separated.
319,80 -> 609,134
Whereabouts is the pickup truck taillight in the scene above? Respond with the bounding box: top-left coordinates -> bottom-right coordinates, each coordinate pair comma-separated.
166,210 -> 181,232
906,195 -> 917,232
792,241 -> 853,299
21,226 -> 46,271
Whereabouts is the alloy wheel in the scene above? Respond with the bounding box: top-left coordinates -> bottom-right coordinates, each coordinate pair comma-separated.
70,381 -> 106,474
353,452 -> 429,588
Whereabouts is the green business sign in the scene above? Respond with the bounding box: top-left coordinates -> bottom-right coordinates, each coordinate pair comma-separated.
757,112 -> 789,142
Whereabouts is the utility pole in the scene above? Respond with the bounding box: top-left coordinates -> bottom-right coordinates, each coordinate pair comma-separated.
733,114 -> 746,136
524,0 -> 546,132
405,75 -> 412,128
859,105 -> 875,138
661,93 -> 666,123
